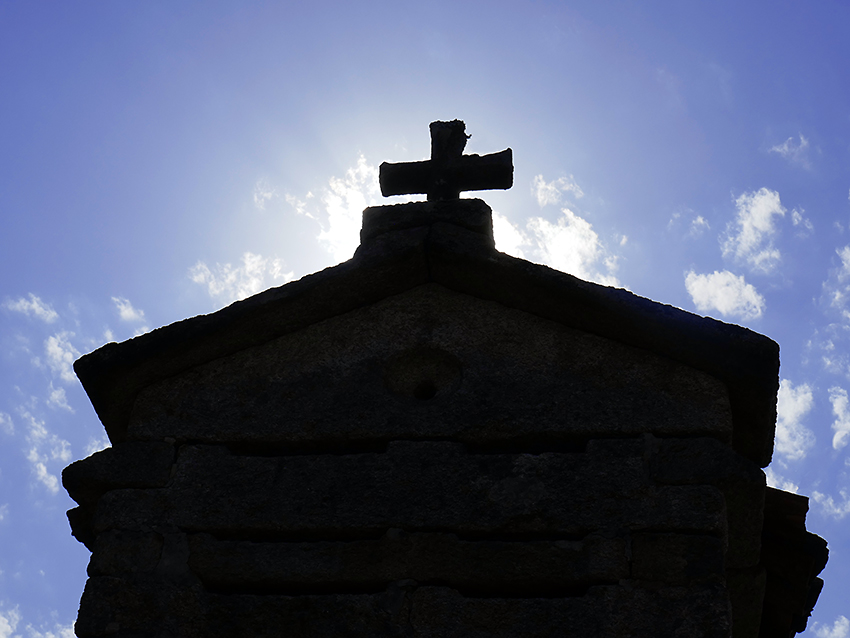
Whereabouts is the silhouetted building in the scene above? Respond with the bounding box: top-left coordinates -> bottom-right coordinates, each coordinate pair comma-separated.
64,121 -> 826,637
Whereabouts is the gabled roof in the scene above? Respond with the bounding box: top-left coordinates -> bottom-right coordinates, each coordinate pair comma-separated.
75,198 -> 779,466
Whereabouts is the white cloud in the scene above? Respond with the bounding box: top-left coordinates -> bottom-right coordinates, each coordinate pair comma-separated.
814,616 -> 850,638
812,489 -> 850,520
19,409 -> 71,494
0,504 -> 8,523
111,297 -> 146,323
667,210 -> 709,238
685,270 -> 765,320
3,294 -> 58,323
46,383 -> 73,413
318,155 -> 381,262
492,212 -> 529,259
532,175 -> 584,207
526,208 -> 620,286
253,179 -> 278,211
285,193 -> 316,219
0,413 -> 12,436
190,252 -> 295,305
764,466 -> 799,493
25,622 -> 75,638
791,208 -> 813,234
26,448 -> 59,493
84,435 -> 111,457
721,188 -> 786,273
822,247 -> 850,313
690,215 -> 710,237
43,332 -> 80,384
774,379 -> 815,460
828,386 -> 850,450
0,606 -> 21,638
769,134 -> 811,169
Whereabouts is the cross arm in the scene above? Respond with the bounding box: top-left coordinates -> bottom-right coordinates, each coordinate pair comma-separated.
380,149 -> 513,201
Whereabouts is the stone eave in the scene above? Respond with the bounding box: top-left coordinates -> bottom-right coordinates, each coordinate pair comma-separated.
74,201 -> 779,466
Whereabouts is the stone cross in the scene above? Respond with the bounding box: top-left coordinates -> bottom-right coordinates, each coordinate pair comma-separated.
379,120 -> 513,201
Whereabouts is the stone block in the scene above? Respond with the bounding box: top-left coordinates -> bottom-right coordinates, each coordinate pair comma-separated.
631,533 -> 725,585
94,442 -> 726,536
726,565 -> 766,638
650,436 -> 765,569
88,530 -> 164,577
76,580 -> 731,638
63,441 -> 175,509
360,199 -> 494,246
127,285 -> 733,448
186,531 -> 628,593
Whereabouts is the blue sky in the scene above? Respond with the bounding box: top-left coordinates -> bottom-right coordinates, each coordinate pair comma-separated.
1,1 -> 848,635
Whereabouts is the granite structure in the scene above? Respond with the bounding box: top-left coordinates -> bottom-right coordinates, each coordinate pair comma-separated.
64,121 -> 827,637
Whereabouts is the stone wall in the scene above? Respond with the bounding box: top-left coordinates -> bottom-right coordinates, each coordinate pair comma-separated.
64,199 -> 826,637
64,285 -> 767,637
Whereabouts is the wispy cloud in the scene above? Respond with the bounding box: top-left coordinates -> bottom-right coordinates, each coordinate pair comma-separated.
111,297 -> 146,323
492,212 -> 529,259
25,621 -> 76,638
253,179 -> 278,211
46,383 -> 73,413
317,155 -> 381,263
495,205 -> 621,287
19,409 -> 71,494
526,208 -> 620,286
769,134 -> 811,170
812,489 -> 850,520
532,175 -> 584,207
821,246 -> 850,315
667,210 -> 710,238
84,434 -> 111,457
43,332 -> 80,384
684,270 -> 765,320
190,252 -> 295,305
775,379 -> 815,460
721,188 -> 786,273
828,386 -> 850,450
0,605 -> 21,638
0,412 -> 12,436
791,208 -> 814,235
3,294 -> 58,323
813,616 -> 850,638
689,215 -> 710,237
764,466 -> 799,493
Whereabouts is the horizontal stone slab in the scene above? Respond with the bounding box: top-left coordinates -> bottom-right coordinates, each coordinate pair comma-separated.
94,442 -> 725,536
126,285 -> 733,447
75,578 -> 731,638
186,531 -> 628,593
63,441 -> 175,509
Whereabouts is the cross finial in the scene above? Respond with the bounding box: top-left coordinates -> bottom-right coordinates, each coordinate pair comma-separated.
379,120 -> 513,201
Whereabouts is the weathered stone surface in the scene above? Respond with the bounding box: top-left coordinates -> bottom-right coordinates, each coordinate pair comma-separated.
74,202 -> 778,466
63,441 -> 175,509
726,565 -> 766,638
187,531 -> 628,593
63,441 -> 175,551
361,199 -> 494,246
127,285 -> 733,447
651,436 -> 765,569
760,488 -> 829,636
631,533 -> 724,585
75,580 -> 731,638
93,442 -> 726,536
88,530 -> 164,577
